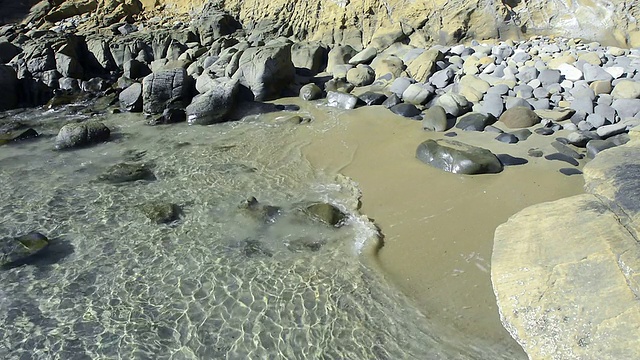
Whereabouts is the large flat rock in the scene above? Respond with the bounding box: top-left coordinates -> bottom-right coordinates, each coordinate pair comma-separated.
492,129 -> 640,359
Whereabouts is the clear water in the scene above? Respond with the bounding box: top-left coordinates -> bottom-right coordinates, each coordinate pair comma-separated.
0,102 -> 513,359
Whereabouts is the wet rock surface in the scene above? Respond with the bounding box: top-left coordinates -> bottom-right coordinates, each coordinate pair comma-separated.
416,139 -> 503,175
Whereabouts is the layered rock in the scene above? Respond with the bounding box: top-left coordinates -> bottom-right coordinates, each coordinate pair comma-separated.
492,127 -> 640,359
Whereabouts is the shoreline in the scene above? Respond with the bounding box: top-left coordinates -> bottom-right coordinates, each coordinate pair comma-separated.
295,102 -> 586,354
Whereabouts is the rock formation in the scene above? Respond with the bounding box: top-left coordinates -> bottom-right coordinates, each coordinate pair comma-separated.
492,126 -> 640,359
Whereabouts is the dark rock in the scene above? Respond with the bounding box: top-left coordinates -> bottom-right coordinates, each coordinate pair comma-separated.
304,203 -> 347,227
444,132 -> 457,137
358,91 -> 387,106
119,83 -> 143,112
299,83 -> 322,101
123,59 -> 151,79
1,232 -> 49,267
496,154 -> 528,166
326,91 -> 358,109
234,43 -> 295,100
55,51 -> 83,78
0,65 -> 18,111
456,112 -> 496,131
0,41 -> 20,64
138,201 -> 181,224
551,141 -> 583,159
142,68 -> 192,114
544,153 -> 580,166
382,93 -> 401,108
97,163 -> 156,183
566,130 -> 601,147
239,197 -> 281,223
534,127 -> 555,135
415,139 -> 503,174
586,139 -> 623,158
510,129 -> 532,141
495,133 -> 519,143
59,77 -> 80,91
390,103 -> 421,118
55,122 -> 110,150
149,108 -> 186,125
499,106 -> 541,128
559,168 -> 583,176
187,78 -> 238,125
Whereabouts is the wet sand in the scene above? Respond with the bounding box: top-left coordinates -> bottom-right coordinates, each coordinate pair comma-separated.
294,103 -> 586,355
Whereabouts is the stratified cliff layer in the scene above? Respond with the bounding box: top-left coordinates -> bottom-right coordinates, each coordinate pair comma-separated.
8,0 -> 640,48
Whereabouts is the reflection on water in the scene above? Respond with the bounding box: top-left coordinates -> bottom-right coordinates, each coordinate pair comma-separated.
0,104 -> 519,359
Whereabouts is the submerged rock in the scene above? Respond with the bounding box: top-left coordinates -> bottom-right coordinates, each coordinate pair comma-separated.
138,201 -> 181,224
239,197 -> 281,223
1,232 -> 49,267
303,203 -> 347,227
286,237 -> 325,252
0,128 -> 38,145
415,139 -> 503,174
97,163 -> 156,184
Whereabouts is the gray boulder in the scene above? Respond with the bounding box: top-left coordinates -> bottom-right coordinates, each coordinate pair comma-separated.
327,45 -> 357,73
299,83 -> 322,101
416,139 -> 503,174
186,78 -> 238,125
142,68 -> 191,114
55,122 -> 110,150
234,44 -> 295,100
456,112 -> 496,131
326,91 -> 358,109
97,163 -> 156,184
421,105 -> 448,131
346,64 -> 375,87
291,41 -> 327,75
119,83 -> 143,112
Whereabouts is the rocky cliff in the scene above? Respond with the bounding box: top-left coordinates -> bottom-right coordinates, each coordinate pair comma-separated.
7,0 -> 640,47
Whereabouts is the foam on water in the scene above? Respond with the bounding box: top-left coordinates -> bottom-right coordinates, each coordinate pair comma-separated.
0,104 -> 516,359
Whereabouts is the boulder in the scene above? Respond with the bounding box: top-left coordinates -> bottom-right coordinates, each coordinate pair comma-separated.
186,78 -> 238,125
234,43 -> 295,100
299,83 -> 322,101
55,121 -> 110,150
346,64 -> 375,87
358,91 -> 387,106
239,197 -> 281,224
142,68 -> 192,114
416,139 -> 503,174
406,48 -> 443,83
421,105 -> 448,131
402,83 -> 434,105
326,91 -> 358,110
492,137 -> 640,359
499,106 -> 541,128
389,103 -> 420,118
291,41 -> 327,75
456,112 -> 496,131
327,45 -> 357,74
611,80 -> 640,99
119,83 -> 143,112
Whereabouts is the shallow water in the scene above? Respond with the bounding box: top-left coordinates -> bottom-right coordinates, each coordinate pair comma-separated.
0,103 -> 528,359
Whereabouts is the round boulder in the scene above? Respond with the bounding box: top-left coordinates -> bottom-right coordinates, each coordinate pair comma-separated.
55,122 -> 110,150
346,64 -> 375,87
499,106 -> 541,129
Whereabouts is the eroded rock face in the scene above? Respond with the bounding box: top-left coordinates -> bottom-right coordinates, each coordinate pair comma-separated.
492,128 -> 640,360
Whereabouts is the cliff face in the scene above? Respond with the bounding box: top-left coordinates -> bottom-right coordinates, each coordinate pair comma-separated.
136,0 -> 640,47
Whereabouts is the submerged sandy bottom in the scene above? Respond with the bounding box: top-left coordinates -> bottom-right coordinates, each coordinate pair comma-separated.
295,101 -> 586,355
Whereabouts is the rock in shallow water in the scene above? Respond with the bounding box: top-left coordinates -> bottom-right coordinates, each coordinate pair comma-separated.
97,163 -> 156,184
415,139 -> 503,174
1,232 -> 49,267
138,201 -> 181,224
55,121 -> 110,150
